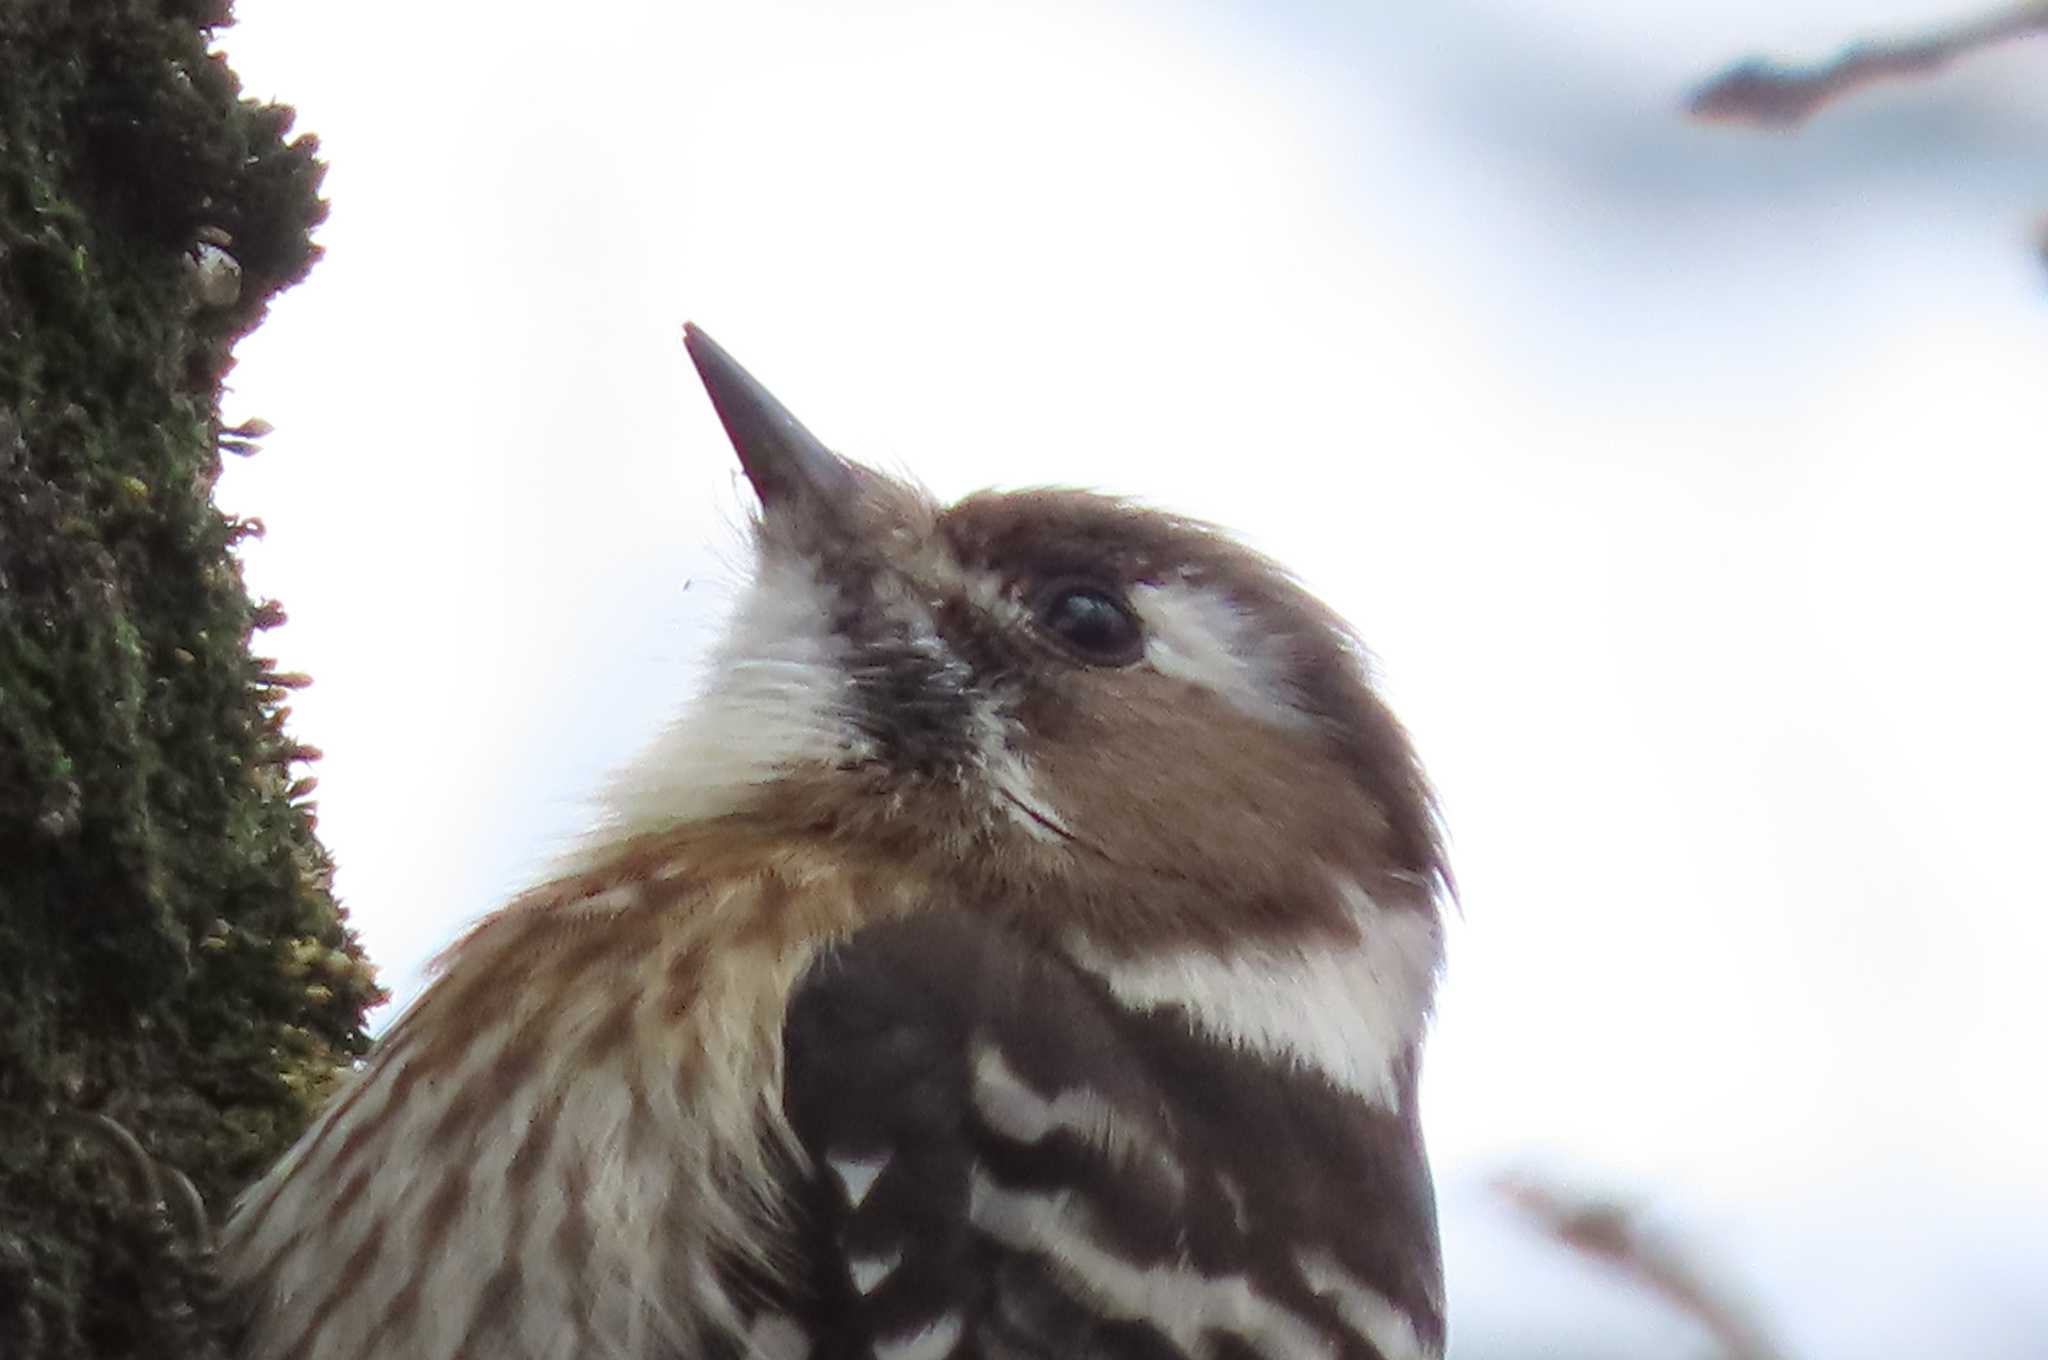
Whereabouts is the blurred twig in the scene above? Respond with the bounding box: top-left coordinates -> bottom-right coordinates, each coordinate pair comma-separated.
1494,1174 -> 1790,1360
1688,1 -> 2048,127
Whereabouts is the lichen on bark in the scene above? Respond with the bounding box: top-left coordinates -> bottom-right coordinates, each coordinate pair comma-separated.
0,2 -> 381,1355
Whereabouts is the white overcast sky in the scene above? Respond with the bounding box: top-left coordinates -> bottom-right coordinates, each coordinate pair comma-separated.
218,2 -> 2046,1354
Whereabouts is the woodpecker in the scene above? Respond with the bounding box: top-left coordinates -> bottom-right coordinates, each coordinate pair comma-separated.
221,327 -> 1451,1360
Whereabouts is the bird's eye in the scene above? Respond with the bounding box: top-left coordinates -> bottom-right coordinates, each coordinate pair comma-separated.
1036,584 -> 1144,666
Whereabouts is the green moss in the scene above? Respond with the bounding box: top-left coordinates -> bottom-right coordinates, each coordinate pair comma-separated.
0,2 -> 381,1355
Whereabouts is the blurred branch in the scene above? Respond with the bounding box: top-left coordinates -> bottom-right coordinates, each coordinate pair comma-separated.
1494,1174 -> 1791,1360
1687,1 -> 2048,127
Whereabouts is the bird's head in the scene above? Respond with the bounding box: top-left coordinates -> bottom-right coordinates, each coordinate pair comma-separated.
221,329 -> 1453,1360
597,327 -> 1446,963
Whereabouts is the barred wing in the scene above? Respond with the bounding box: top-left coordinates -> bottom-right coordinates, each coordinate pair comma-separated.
763,911 -> 1444,1360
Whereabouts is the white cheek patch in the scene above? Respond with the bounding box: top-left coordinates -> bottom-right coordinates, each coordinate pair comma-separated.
580,537 -> 1068,851
965,699 -> 1072,843
1065,874 -> 1441,1111
590,552 -> 867,848
1129,581 -> 1315,732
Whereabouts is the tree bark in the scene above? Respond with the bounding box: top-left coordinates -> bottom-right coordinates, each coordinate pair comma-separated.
0,2 -> 381,1355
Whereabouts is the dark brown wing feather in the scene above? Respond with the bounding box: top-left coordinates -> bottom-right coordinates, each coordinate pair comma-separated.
771,911 -> 1444,1360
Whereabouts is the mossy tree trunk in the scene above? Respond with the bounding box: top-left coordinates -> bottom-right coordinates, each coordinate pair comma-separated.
0,2 -> 381,1355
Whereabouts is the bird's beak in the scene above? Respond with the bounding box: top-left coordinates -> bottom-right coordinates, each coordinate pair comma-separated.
683,324 -> 861,517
